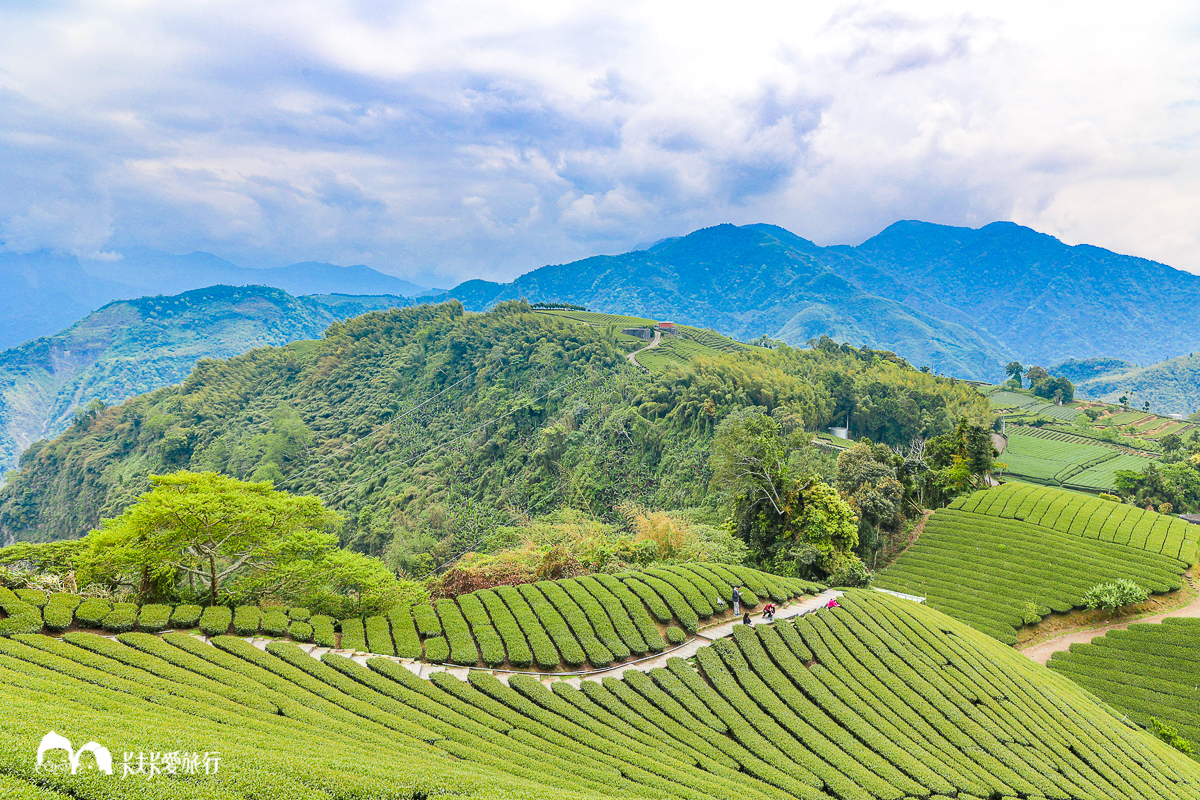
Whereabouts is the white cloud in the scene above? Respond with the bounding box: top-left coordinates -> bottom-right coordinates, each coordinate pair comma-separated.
1,0 -> 1200,283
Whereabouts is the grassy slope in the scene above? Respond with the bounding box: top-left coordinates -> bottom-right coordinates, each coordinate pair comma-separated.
874,483 -> 1197,643
3,591 -> 1198,799
0,286 -> 410,475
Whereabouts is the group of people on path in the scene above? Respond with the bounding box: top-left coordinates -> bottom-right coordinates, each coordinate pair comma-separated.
732,584 -> 776,626
731,584 -> 840,626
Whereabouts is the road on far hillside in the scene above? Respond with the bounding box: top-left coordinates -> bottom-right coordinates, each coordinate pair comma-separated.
626,329 -> 661,370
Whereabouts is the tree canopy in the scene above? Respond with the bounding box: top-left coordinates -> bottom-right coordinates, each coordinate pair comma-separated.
72,471 -> 412,615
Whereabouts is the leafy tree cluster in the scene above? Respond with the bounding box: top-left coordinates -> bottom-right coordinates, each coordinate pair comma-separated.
1020,364 -> 1075,404
0,301 -> 989,578
2,471 -> 415,617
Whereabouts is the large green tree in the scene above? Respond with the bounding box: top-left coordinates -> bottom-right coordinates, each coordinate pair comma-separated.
75,471 -> 408,613
836,442 -> 905,567
710,408 -> 864,582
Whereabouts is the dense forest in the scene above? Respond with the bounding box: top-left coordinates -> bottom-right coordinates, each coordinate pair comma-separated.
0,300 -> 990,575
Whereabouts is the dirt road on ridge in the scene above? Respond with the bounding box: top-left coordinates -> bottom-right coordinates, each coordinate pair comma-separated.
1021,589 -> 1200,665
626,329 -> 661,370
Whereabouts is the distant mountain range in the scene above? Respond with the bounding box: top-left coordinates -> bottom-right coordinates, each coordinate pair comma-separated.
0,285 -> 411,474
0,248 -> 434,350
436,221 -> 1200,382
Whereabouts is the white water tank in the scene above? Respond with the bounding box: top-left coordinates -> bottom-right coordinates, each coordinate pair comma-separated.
829,426 -> 849,439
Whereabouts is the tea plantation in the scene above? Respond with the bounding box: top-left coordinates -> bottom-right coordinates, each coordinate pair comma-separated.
1,564 -> 817,671
1048,618 -> 1200,751
5,590 -> 1199,799
874,483 -> 1197,643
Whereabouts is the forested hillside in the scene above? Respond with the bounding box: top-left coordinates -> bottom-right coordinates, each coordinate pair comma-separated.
439,220 -> 1200,381
1070,352 -> 1200,416
0,285 -> 411,474
0,301 -> 988,573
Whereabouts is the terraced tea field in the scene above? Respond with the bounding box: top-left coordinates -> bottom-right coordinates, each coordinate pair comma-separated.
874,484 -> 1197,643
5,590 -> 1198,799
1048,618 -> 1200,751
987,389 -> 1082,421
1,565 -> 817,672
999,430 -> 1155,490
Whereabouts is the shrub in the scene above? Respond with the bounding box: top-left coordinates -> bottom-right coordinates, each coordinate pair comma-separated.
232,605 -> 262,636
0,593 -> 43,635
46,593 -> 81,612
665,626 -> 686,645
339,618 -> 366,652
75,598 -> 112,628
137,604 -> 173,632
310,615 -> 336,648
423,635 -> 450,663
287,607 -> 311,621
288,620 -> 314,643
15,589 -> 47,607
1151,717 -> 1195,754
101,602 -> 139,633
42,603 -> 74,632
170,604 -> 203,628
261,609 -> 290,637
1081,579 -> 1149,611
198,605 -> 233,636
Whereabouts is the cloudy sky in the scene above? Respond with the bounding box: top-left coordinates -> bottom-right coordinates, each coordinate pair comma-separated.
2,1 -> 1199,287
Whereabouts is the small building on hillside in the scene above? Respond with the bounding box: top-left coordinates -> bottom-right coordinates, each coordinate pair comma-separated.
621,327 -> 654,341
655,321 -> 679,336
1181,514 -> 1200,526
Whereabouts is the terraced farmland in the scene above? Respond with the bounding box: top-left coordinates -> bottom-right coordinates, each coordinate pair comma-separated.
1048,618 -> 1200,752
987,389 -> 1082,421
350,564 -> 819,668
4,590 -> 1199,799
874,484 -> 1197,643
0,565 -> 818,672
999,430 -> 1155,490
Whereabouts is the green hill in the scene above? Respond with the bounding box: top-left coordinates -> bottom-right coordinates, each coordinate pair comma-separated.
4,590 -> 1198,799
0,285 -> 411,476
874,483 -> 1197,643
1072,352 -> 1200,416
0,300 -> 988,556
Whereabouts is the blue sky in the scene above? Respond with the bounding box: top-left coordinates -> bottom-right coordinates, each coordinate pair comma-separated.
2,0 -> 1200,288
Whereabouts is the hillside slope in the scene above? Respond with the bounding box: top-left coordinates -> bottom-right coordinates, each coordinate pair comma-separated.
439,221 -> 1200,381
0,300 -> 988,550
3,591 -> 1198,799
0,285 -> 411,475
1071,352 -> 1200,416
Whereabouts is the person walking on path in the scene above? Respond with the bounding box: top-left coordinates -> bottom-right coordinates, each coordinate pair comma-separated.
742,612 -> 752,625
732,586 -> 741,616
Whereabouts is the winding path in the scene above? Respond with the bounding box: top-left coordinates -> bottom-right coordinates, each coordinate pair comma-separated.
626,329 -> 661,370
1021,589 -> 1200,665
234,588 -> 844,687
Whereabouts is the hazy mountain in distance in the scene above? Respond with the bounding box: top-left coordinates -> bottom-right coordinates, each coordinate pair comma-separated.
0,251 -> 128,352
438,221 -> 1200,381
84,246 -> 430,300
0,248 -> 428,350
0,285 -> 412,475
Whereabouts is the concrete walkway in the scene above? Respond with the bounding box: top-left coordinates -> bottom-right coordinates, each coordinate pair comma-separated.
1021,589 -> 1200,665
230,588 -> 845,687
